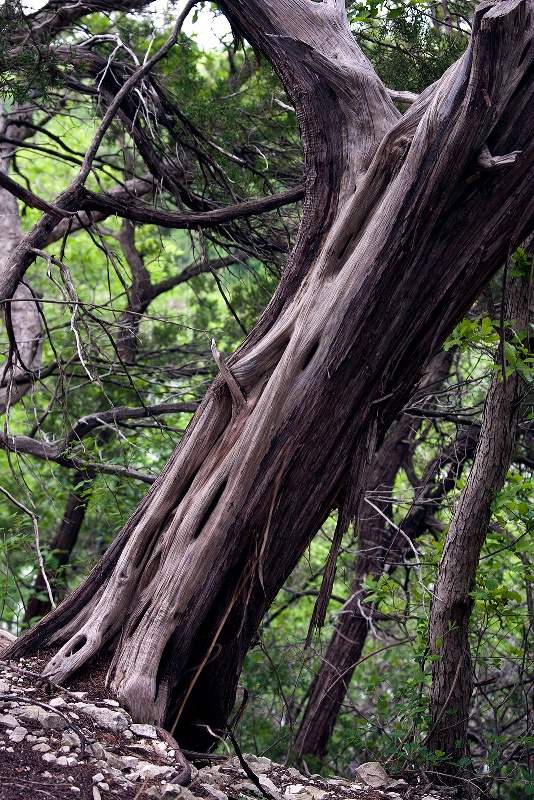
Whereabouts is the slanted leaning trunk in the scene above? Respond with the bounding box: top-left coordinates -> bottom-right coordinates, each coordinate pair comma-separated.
427,261 -> 532,767
5,0 -> 534,752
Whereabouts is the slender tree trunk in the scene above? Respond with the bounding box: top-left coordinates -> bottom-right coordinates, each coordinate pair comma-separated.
427,262 -> 532,769
115,220 -> 153,363
5,0 -> 534,752
0,104 -> 43,413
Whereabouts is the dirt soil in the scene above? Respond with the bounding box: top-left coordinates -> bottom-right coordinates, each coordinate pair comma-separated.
0,650 -> 459,800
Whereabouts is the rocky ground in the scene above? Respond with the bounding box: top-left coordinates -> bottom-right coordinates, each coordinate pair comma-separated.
0,649 -> 457,800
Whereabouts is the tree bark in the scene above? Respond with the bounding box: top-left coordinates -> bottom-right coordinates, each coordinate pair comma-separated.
5,0 -> 534,753
427,262 -> 532,768
0,104 -> 43,414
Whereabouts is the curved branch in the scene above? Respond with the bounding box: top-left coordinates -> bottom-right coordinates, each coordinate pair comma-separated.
79,184 -> 305,230
47,175 -> 155,244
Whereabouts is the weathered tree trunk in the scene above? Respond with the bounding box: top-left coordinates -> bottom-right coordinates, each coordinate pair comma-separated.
0,104 -> 43,414
292,348 -> 454,758
426,263 -> 532,769
5,0 -> 534,752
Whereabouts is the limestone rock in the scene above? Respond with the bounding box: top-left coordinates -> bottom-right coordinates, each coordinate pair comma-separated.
0,713 -> 18,728
80,704 -> 129,732
201,785 -> 229,800
8,726 -> 28,742
61,730 -> 81,748
285,785 -> 307,797
128,759 -> 175,781
161,786 -> 197,800
354,761 -> 389,789
130,722 -> 158,738
306,789 -> 328,800
87,741 -> 105,758
49,696 -> 67,708
259,774 -> 282,798
237,778 -> 264,795
32,742 -> 51,752
287,767 -> 305,779
244,755 -> 275,774
16,704 -> 68,731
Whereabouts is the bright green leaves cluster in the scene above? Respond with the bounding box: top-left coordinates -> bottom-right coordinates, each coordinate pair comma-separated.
510,246 -> 533,279
445,305 -> 534,384
444,315 -> 500,353
0,516 -> 34,625
492,473 -> 534,528
348,0 -> 426,23
471,578 -> 523,616
360,573 -> 398,604
501,335 -> 534,383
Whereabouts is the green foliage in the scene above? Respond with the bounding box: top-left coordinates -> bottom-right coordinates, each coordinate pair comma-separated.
352,3 -> 473,94
444,316 -> 500,353
0,1 -> 74,103
349,0 -> 427,23
510,247 -> 533,279
0,513 -> 34,627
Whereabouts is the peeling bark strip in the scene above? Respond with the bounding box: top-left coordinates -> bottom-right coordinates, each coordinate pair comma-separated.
6,0 -> 534,750
427,264 -> 533,766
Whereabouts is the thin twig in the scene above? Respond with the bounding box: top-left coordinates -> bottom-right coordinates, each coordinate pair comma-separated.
77,0 -> 200,184
226,729 -> 278,800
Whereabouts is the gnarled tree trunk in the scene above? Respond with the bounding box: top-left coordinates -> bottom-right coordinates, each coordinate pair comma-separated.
5,0 -> 534,753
